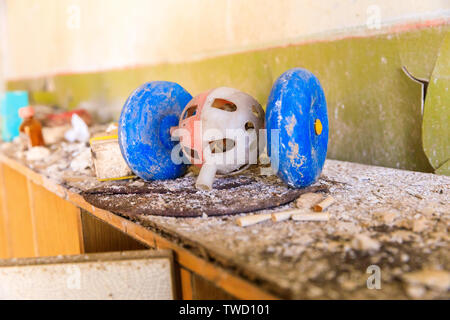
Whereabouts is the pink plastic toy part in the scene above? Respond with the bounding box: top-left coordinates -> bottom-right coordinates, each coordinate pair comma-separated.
18,106 -> 35,119
173,90 -> 210,166
173,87 -> 265,190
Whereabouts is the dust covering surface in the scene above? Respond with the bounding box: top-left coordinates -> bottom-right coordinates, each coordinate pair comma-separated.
135,161 -> 449,299
1,138 -> 449,299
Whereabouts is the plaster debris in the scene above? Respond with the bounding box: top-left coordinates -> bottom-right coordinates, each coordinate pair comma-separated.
25,146 -> 50,161
1,137 -> 449,299
65,114 -> 90,143
411,217 -> 429,233
335,221 -> 361,235
351,234 -> 381,251
420,205 -> 436,217
405,284 -> 426,299
129,180 -> 145,187
106,122 -> 118,133
373,210 -> 399,224
388,230 -> 419,244
76,160 -> 447,299
395,217 -> 430,233
42,125 -> 70,144
1,124 -> 107,189
402,269 -> 450,292
70,148 -> 92,172
61,160 -> 450,298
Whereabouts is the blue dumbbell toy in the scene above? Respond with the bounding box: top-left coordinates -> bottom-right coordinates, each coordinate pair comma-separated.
118,68 -> 328,189
266,68 -> 329,188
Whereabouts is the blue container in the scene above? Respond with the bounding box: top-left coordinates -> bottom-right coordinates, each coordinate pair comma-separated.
0,91 -> 29,142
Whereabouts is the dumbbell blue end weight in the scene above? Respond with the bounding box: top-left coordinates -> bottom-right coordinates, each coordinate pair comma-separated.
118,81 -> 192,180
266,68 -> 328,188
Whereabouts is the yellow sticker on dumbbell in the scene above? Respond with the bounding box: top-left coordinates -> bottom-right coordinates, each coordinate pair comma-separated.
314,119 -> 323,135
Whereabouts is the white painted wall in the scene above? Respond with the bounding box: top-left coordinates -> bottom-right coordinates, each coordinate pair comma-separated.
0,0 -> 6,93
3,0 -> 450,80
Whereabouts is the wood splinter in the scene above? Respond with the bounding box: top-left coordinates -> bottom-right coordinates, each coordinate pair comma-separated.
312,196 -> 335,212
236,213 -> 271,227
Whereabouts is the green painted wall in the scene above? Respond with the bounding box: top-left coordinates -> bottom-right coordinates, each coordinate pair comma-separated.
7,25 -> 449,173
422,34 -> 449,175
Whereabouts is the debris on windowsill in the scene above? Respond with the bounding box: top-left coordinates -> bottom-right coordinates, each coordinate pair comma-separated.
351,234 -> 381,251
0,129 -> 448,299
373,210 -> 399,224
402,269 -> 450,299
0,123 -> 108,191
134,161 -> 449,299
64,114 -> 90,143
25,146 -> 51,162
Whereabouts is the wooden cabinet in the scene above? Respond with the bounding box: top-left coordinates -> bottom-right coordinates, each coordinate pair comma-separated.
0,155 -> 274,300
0,164 -> 36,258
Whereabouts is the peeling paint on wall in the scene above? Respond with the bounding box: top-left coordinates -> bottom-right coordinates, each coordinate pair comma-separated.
422,34 -> 450,175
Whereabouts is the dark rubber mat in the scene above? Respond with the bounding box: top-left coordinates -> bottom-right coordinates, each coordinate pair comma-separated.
81,168 -> 327,217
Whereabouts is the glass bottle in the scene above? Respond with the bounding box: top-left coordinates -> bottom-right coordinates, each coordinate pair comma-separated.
18,106 -> 45,148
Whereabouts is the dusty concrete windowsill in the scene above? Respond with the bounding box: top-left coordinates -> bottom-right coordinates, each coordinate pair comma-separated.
0,139 -> 449,299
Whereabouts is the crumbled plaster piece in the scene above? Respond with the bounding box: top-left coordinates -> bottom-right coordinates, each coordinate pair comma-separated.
338,277 -> 359,291
307,286 -> 324,298
42,125 -> 69,144
373,210 -> 399,224
335,221 -> 361,235
405,284 -> 426,299
25,146 -> 50,161
64,114 -> 90,143
401,253 -> 410,262
429,232 -> 449,242
129,180 -> 145,187
420,205 -> 436,217
70,148 -> 92,172
396,217 -> 429,233
389,230 -> 419,244
351,234 -> 381,251
402,269 -> 450,292
411,217 -> 429,233
106,123 -> 118,133
395,218 -> 412,229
